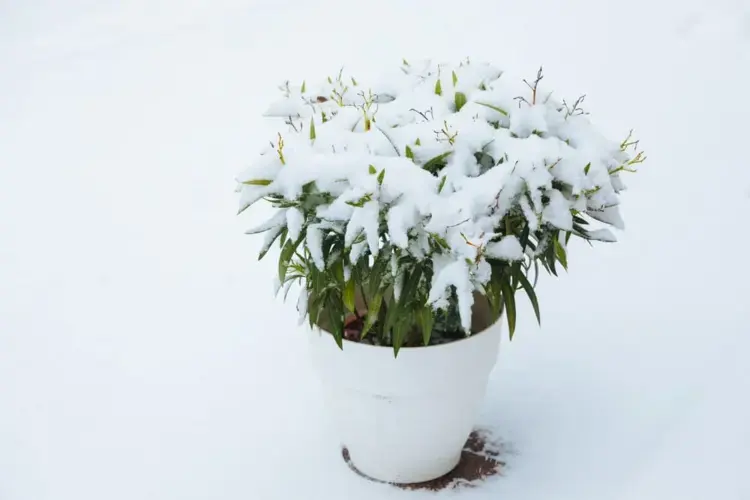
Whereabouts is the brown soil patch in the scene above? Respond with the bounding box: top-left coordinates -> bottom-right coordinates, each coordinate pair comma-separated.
342,429 -> 506,491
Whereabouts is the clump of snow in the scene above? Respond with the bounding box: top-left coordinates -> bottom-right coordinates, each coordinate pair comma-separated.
236,59 -> 644,332
486,236 -> 525,261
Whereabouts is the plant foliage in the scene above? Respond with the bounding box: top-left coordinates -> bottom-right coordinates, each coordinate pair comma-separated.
236,59 -> 646,356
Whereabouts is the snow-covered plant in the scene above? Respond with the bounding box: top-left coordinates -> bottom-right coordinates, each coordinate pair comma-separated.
236,59 -> 646,355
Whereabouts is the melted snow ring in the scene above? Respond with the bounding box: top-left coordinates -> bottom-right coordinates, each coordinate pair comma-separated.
341,429 -> 507,491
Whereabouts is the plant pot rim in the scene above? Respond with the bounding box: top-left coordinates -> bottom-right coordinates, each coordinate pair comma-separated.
313,318 -> 501,352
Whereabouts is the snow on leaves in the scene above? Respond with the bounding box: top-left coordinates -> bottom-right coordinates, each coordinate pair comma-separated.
236,59 -> 645,340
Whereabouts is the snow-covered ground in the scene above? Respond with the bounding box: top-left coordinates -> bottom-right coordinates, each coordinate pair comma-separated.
1,1 -> 749,499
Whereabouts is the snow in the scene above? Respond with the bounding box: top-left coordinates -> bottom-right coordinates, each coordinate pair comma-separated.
285,208 -> 304,242
428,258 -> 475,331
306,224 -> 326,270
1,1 -> 749,499
486,236 -> 525,261
541,189 -> 574,230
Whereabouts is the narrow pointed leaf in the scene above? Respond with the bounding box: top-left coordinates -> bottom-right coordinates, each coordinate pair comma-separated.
343,279 -> 356,312
454,92 -> 467,111
419,306 -> 434,345
360,292 -> 382,339
515,267 -> 541,325
242,179 -> 272,186
554,238 -> 568,270
278,236 -> 304,283
500,278 -> 516,340
400,267 -> 422,306
392,320 -> 407,357
476,102 -> 509,116
423,151 -> 453,173
326,301 -> 344,349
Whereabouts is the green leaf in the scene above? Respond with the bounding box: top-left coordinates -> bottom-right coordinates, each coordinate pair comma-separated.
392,319 -> 408,357
434,79 -> 443,96
419,306 -> 434,345
343,279 -> 356,312
479,82 -> 487,90
278,236 -> 304,283
402,58 -> 410,66
345,193 -> 372,207
486,279 -> 504,323
383,297 -> 397,336
519,225 -> 530,251
584,162 -> 591,175
351,76 -> 358,86
377,169 -> 385,185
361,292 -> 382,339
415,138 -> 421,146
544,243 -> 558,277
515,267 -> 541,325
308,292 -> 323,329
368,164 -> 377,174
326,297 -> 344,349
438,175 -> 447,193
309,118 -> 316,141
500,277 -> 517,340
405,145 -> 414,159
368,254 -> 387,297
430,233 -> 450,250
242,179 -> 272,186
476,102 -> 509,116
554,238 -> 568,271
331,259 -> 345,283
423,151 -> 453,174
399,267 -> 423,306
454,92 -> 467,112
301,80 -> 306,93
452,70 -> 458,86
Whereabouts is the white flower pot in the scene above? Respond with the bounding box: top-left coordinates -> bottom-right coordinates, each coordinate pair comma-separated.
308,316 -> 501,484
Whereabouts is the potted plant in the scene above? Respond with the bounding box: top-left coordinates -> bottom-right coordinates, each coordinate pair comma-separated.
235,59 -> 645,484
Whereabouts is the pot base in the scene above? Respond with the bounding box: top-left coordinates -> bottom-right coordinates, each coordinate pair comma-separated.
341,429 -> 506,491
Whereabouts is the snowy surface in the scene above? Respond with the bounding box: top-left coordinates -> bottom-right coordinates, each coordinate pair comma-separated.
1,1 -> 749,499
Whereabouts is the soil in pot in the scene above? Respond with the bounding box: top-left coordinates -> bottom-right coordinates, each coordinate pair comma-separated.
341,296 -> 478,347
